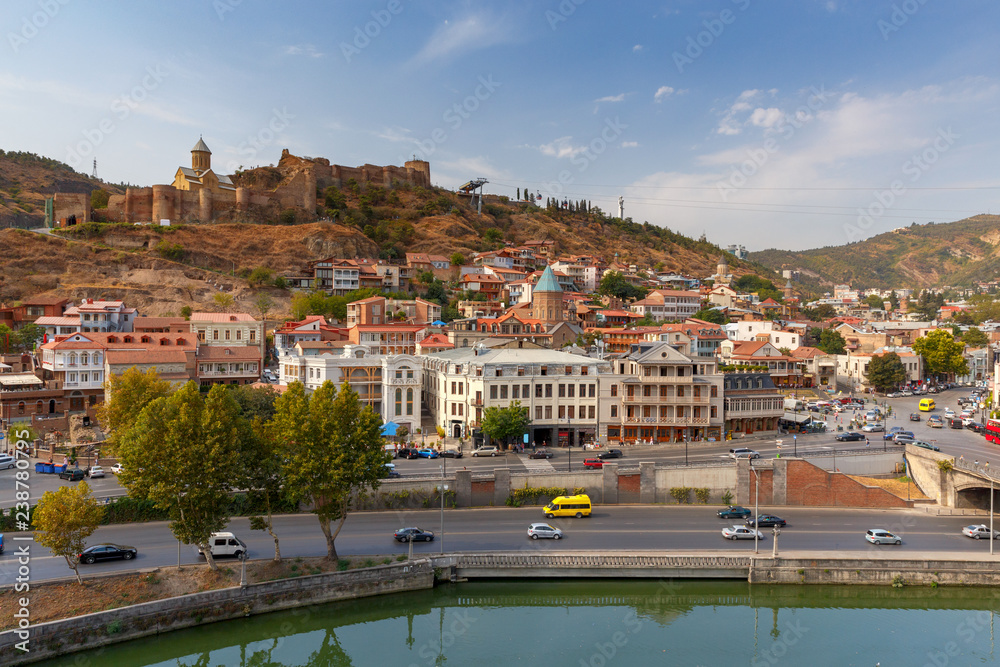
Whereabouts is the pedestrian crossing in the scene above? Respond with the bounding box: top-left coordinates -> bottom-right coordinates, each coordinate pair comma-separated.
520,455 -> 556,471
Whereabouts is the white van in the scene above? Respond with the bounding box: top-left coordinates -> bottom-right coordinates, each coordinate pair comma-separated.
205,532 -> 247,559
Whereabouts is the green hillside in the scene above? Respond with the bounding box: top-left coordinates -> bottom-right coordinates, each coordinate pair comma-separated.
749,215 -> 1000,290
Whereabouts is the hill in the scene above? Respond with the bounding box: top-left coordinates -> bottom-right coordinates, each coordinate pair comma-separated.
0,149 -> 779,317
749,215 -> 1000,291
0,150 -> 123,229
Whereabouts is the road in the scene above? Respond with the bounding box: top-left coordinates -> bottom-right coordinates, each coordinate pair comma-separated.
2,386 -> 995,507
6,505 -> 1000,583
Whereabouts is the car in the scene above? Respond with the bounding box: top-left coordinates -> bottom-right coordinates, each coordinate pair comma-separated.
717,505 -> 752,519
745,514 -> 786,528
722,525 -> 764,540
394,527 -> 434,542
88,465 -> 106,478
883,427 -> 904,440
417,448 -> 439,459
894,436 -> 916,445
836,431 -> 864,442
865,529 -> 901,545
962,525 -> 1000,540
599,448 -> 624,460
110,462 -> 125,474
729,448 -> 760,460
439,449 -> 463,458
889,431 -> 914,442
58,468 -> 86,481
911,440 -> 940,452
927,416 -> 944,428
861,424 -> 885,433
206,532 -> 248,558
967,422 -> 986,434
583,458 -> 604,468
944,408 -> 955,418
527,523 -> 563,540
396,447 -> 420,459
472,447 -> 501,457
384,463 -> 400,478
901,390 -> 913,396
909,412 -> 921,422
950,418 -> 964,430
79,543 -> 137,564
529,449 -> 554,459
0,455 -> 15,470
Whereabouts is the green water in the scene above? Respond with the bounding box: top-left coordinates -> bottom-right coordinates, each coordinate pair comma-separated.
40,581 -> 1000,666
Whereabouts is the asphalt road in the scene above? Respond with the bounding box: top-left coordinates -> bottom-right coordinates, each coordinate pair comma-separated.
7,505 -> 1000,583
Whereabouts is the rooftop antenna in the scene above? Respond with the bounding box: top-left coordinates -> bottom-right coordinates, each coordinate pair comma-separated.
91,158 -> 98,180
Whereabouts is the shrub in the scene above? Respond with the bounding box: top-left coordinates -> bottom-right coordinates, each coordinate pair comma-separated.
337,559 -> 350,571
155,241 -> 184,261
507,486 -> 568,507
105,620 -> 123,635
669,487 -> 692,504
278,208 -> 297,225
694,488 -> 711,504
937,460 -> 953,472
721,490 -> 734,505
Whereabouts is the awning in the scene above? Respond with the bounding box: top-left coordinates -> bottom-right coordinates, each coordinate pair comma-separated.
782,411 -> 812,424
380,421 -> 399,436
432,320 -> 447,326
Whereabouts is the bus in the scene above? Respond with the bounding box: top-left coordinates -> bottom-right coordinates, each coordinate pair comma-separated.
985,419 -> 1000,445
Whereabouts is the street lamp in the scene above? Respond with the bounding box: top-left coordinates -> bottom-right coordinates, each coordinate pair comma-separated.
437,466 -> 449,555
772,526 -> 780,558
751,461 -> 760,554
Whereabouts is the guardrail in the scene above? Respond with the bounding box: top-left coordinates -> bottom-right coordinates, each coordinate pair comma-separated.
445,552 -> 751,571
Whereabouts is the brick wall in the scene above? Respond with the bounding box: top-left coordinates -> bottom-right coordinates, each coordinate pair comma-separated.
618,473 -> 640,503
471,479 -> 494,506
747,468 -> 774,506
784,459 -> 910,508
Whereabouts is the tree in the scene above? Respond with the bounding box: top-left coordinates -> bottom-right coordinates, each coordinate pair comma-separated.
889,291 -> 899,310
248,266 -> 274,288
229,383 -> 280,423
732,275 -> 782,302
481,401 -> 530,450
97,367 -> 172,450
864,294 -> 884,310
483,228 -> 503,245
817,329 -> 846,355
14,323 -> 44,352
271,381 -> 389,561
180,305 -> 193,320
913,329 -> 969,379
961,327 -> 989,348
33,482 -> 104,584
598,271 -> 647,301
450,252 -> 466,266
117,382 -> 245,570
516,187 -> 520,200
0,323 -> 13,353
243,419 -> 285,561
213,292 -> 236,311
692,308 -> 726,325
253,292 -> 275,322
418,270 -> 435,285
866,352 -> 908,392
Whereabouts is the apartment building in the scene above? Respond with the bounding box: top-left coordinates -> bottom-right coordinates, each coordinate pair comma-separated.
722,372 -> 784,437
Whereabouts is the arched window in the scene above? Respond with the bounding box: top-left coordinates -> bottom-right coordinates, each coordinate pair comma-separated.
395,388 -> 402,416
406,388 -> 413,415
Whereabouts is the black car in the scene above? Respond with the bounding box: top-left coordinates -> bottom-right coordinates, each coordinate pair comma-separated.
967,422 -> 986,434
79,543 -> 137,564
529,449 -> 554,459
439,449 -> 463,458
717,505 -> 752,519
598,448 -> 624,460
394,527 -> 434,542
745,514 -> 787,528
58,468 -> 86,481
950,419 -> 964,429
909,412 -> 921,422
396,448 -> 420,459
835,431 -> 864,442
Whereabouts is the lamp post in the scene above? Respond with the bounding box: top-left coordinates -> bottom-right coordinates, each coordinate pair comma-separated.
772,526 -> 780,558
437,466 -> 449,555
684,434 -> 689,466
991,475 -> 995,557
566,418 -> 572,472
751,461 -> 760,554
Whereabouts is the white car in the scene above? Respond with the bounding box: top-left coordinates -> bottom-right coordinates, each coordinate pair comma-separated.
527,523 -> 563,540
472,447 -> 502,457
861,424 -> 884,432
722,525 -> 764,540
110,463 -> 124,474
729,448 -> 760,460
865,528 -> 901,545
88,466 -> 106,478
944,408 -> 955,418
962,525 -> 1000,540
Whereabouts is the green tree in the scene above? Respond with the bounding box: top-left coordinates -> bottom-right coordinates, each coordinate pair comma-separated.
864,294 -> 884,310
692,308 -> 726,325
598,271 -> 648,301
213,292 -> 235,311
0,323 -> 13,353
253,292 -> 275,322
817,329 -> 847,355
242,419 -> 285,561
889,291 -> 899,310
961,327 -> 989,348
117,382 -> 245,570
271,381 -> 389,560
180,305 -> 193,320
732,275 -> 782,302
33,482 -> 104,584
425,279 -> 448,306
97,367 -> 171,450
418,270 -> 435,285
450,252 -> 466,266
480,400 -> 530,450
248,266 -> 274,287
913,329 -> 969,379
323,186 -> 347,210
229,383 -> 280,423
483,228 -> 503,245
866,352 -> 908,393
13,323 -> 44,352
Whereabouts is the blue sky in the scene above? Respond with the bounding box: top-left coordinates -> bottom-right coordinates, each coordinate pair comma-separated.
3,0 -> 999,250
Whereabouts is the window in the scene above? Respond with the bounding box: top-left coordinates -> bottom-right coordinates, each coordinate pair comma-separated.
711,386 -> 718,398
250,330 -> 256,341
406,388 -> 413,415
545,384 -> 553,398
558,406 -> 565,419
611,405 -> 618,418
677,386 -> 685,398
451,403 -> 456,415
517,366 -> 525,376
643,386 -> 652,397
536,384 -> 543,398
568,385 -> 575,398
395,389 -> 402,415
459,383 -> 464,395
582,366 -> 589,376
490,386 -> 497,400
611,384 -> 618,397
694,387 -> 701,398
536,406 -> 543,419
523,383 -> 529,397
644,367 -> 652,376
225,330 -> 231,341
500,385 -> 508,399
396,370 -> 402,379
236,330 -> 242,341
213,330 -> 219,340
451,381 -> 456,394
545,406 -> 552,419
458,404 -> 463,416
565,366 -> 572,375
512,385 -> 520,399
711,406 -> 718,418
540,365 -> 548,376
589,406 -> 595,419
589,384 -> 595,398
568,406 -> 575,419
558,384 -> 566,398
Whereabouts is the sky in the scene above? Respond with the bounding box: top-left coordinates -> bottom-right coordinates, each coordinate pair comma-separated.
2,0 -> 999,251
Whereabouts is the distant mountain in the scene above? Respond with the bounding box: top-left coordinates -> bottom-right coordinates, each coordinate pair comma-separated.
0,150 -> 123,229
749,215 -> 1000,290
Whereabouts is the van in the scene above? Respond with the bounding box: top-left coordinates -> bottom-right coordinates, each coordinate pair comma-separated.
729,448 -> 760,460
919,398 -> 935,412
0,455 -> 16,470
544,494 -> 592,518
205,532 -> 247,559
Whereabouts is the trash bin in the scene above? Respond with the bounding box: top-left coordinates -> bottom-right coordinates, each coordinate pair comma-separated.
55,463 -> 67,473
34,462 -> 45,473
41,463 -> 54,474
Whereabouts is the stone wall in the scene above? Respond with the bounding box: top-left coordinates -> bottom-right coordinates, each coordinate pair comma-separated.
738,458 -> 912,509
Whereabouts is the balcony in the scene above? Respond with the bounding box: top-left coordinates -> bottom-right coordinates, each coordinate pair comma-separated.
622,416 -> 710,425
623,394 -> 710,405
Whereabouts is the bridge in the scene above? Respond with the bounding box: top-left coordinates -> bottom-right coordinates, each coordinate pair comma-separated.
905,444 -> 1000,510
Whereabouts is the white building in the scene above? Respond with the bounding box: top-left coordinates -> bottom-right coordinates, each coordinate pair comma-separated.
34,299 -> 137,337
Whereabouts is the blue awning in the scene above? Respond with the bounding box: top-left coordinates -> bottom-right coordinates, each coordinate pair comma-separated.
432,320 -> 447,326
380,422 -> 399,436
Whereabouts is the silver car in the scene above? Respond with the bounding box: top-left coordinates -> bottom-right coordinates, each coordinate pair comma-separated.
527,523 -> 563,540
722,525 -> 763,540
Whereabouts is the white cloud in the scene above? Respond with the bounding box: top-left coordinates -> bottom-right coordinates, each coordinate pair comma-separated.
633,44 -> 643,52
748,107 -> 783,128
412,13 -> 515,64
716,89 -> 766,134
284,44 -> 323,58
622,141 -> 638,148
654,86 -> 674,102
538,136 -> 587,159
595,93 -> 625,103
375,126 -> 413,143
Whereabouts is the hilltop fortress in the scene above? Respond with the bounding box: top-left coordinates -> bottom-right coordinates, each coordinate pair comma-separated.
49,140 -> 430,226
